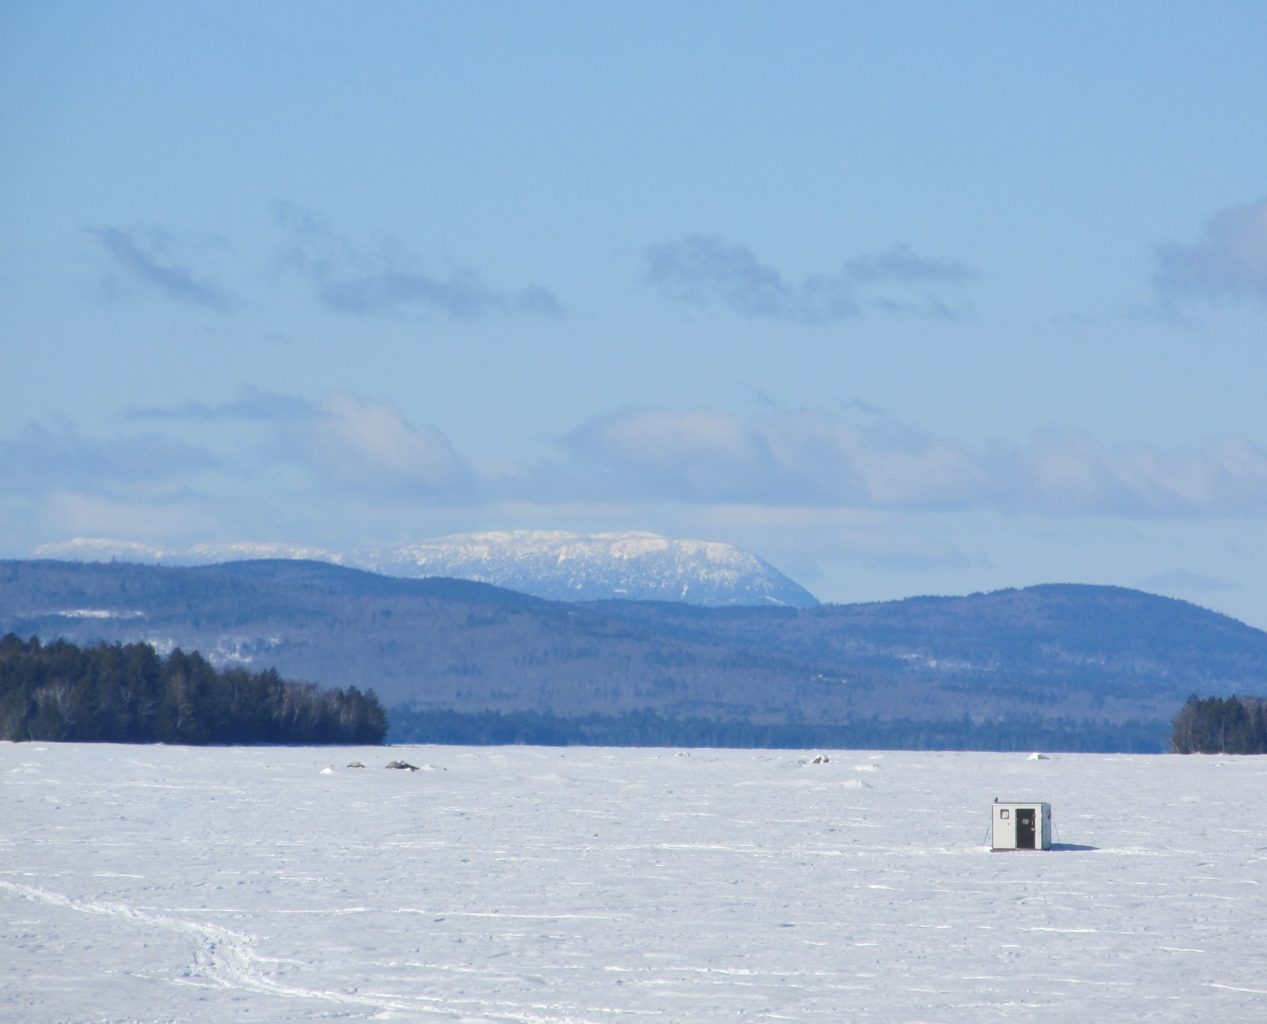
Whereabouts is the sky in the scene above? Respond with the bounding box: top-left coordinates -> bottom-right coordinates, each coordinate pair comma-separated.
3,2 -> 1267,625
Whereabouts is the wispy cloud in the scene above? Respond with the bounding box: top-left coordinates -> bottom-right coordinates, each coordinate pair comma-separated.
645,234 -> 972,323
842,244 -> 974,284
0,421 -> 215,494
128,387 -> 319,422
1153,196 -> 1267,304
533,407 -> 1267,518
1140,568 -> 1239,597
274,202 -> 562,318
92,227 -> 231,310
646,234 -> 855,322
318,270 -> 559,318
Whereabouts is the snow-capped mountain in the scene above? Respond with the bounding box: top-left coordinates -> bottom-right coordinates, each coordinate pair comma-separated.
31,531 -> 818,608
33,538 -> 344,565
357,531 -> 819,607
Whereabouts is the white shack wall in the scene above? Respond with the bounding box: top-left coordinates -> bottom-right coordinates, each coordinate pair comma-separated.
991,802 -> 1052,850
992,804 -> 1016,849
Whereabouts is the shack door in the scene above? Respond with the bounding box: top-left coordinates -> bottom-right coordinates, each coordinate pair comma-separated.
1016,807 -> 1036,849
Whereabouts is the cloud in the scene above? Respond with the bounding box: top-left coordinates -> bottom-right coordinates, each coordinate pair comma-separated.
274,202 -> 562,318
128,387 -> 319,422
92,227 -> 231,310
0,393 -> 484,559
0,421 -> 215,496
317,271 -> 558,318
37,491 -> 222,546
1139,568 -> 1239,597
644,234 -> 972,323
128,387 -> 476,498
5,387 -> 477,509
551,408 -> 985,508
646,234 -> 854,322
536,407 -> 1267,518
299,393 -> 472,496
132,386 -> 476,497
842,243 -> 974,284
557,408 -> 810,502
1153,196 -> 1267,304
992,431 -> 1267,516
14,395 -> 1267,563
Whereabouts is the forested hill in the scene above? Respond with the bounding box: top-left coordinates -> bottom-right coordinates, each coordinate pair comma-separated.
0,633 -> 387,745
1171,695 -> 1267,754
4,559 -> 1267,751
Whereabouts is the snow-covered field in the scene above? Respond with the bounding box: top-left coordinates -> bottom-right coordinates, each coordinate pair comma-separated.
3,744 -> 1266,1023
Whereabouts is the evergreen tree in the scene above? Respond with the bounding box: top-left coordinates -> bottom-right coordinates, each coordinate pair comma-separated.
0,633 -> 387,745
1172,695 -> 1267,754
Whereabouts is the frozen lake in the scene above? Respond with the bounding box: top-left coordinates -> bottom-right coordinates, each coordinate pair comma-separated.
3,743 -> 1266,1023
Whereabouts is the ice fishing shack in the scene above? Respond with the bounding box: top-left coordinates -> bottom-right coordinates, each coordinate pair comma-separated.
990,799 -> 1052,851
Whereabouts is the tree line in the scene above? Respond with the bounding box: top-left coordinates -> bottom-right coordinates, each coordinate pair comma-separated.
0,633 -> 386,745
1172,695 -> 1267,754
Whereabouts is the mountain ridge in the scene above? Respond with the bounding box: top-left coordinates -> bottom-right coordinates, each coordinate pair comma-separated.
32,531 -> 819,609
4,559 -> 1266,750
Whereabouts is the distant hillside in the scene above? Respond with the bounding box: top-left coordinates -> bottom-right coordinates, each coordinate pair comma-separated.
35,530 -> 820,609
4,560 -> 1267,751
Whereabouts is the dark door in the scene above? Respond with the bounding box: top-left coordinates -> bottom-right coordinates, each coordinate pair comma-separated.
1016,808 -> 1036,849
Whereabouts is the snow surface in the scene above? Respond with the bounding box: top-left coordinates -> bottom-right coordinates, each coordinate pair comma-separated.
3,744 -> 1266,1023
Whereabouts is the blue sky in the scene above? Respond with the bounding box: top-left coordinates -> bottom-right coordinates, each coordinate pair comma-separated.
4,2 -> 1267,624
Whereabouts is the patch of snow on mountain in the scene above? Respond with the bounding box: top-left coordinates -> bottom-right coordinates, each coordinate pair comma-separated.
187,541 -> 344,564
32,537 -> 342,565
31,531 -> 818,608
357,530 -> 819,607
53,609 -> 146,620
32,537 -> 176,562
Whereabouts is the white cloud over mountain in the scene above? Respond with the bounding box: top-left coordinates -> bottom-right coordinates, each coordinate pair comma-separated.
549,407 -> 1267,517
302,393 -> 470,495
14,395 -> 1267,524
